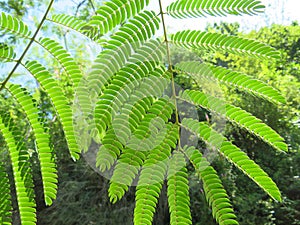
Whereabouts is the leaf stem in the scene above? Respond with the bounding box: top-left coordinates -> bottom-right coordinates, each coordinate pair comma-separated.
0,0 -> 55,91
158,0 -> 171,70
158,0 -> 181,147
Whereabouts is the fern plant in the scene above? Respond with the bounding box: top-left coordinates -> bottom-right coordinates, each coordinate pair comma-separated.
0,0 -> 288,224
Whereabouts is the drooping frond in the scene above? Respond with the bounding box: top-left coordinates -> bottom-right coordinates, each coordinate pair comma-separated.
182,118 -> 282,201
96,97 -> 153,172
0,11 -> 31,38
134,123 -> 179,225
24,61 -> 81,160
93,38 -> 166,97
87,11 -> 160,96
184,146 -> 239,225
0,117 -> 36,225
171,30 -> 281,59
0,44 -> 16,62
108,97 -> 175,202
0,160 -> 12,225
38,37 -> 83,88
167,0 -> 265,19
95,67 -> 168,171
88,0 -> 150,36
180,90 -> 288,152
48,14 -> 89,37
7,84 -> 58,205
176,61 -> 286,104
94,64 -> 167,137
167,150 -> 192,225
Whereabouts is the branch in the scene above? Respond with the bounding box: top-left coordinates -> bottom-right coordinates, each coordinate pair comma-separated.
0,0 -> 55,91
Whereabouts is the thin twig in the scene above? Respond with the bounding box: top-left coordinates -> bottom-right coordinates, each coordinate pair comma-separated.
158,0 -> 181,147
0,0 -> 55,91
88,0 -> 97,15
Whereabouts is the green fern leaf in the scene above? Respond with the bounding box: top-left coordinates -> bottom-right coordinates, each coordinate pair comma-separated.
0,112 -> 36,204
0,44 -> 16,62
48,14 -> 89,37
96,68 -> 169,171
24,61 -> 81,160
134,123 -> 179,225
171,30 -> 281,59
88,11 -> 161,96
0,161 -> 12,224
88,0 -> 150,36
0,117 -> 36,225
38,37 -> 83,88
181,90 -> 288,152
94,64 -> 167,137
91,38 -> 166,97
7,84 -> 58,205
108,97 -> 175,202
182,118 -> 282,201
167,0 -> 265,19
95,98 -> 154,172
167,151 -> 192,225
176,61 -> 286,104
0,11 -> 31,37
184,146 -> 239,225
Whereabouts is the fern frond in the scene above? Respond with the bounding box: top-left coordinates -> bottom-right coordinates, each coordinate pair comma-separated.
89,11 -> 159,94
180,90 -> 288,152
88,11 -> 161,96
182,118 -> 282,201
167,151 -> 192,225
171,30 -> 280,59
0,160 -> 12,225
7,84 -> 58,205
184,146 -> 239,225
95,99 -> 155,172
94,63 -> 167,137
0,117 -> 36,225
24,61 -> 80,160
0,44 -> 16,62
108,97 -> 175,202
88,0 -> 150,36
0,112 -> 36,204
96,67 -> 169,171
38,37 -> 83,88
134,123 -> 179,225
0,11 -> 31,38
48,14 -> 89,37
167,0 -> 265,19
96,74 -> 162,171
176,61 -> 286,104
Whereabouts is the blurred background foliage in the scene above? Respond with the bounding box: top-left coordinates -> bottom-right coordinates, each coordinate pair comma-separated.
0,0 -> 299,224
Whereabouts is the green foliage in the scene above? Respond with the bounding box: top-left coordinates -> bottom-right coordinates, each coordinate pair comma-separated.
171,29 -> 281,59
0,11 -> 31,37
185,146 -> 238,225
0,1 -> 290,225
167,0 -> 265,18
181,90 -> 287,152
201,22 -> 300,225
0,161 -> 12,224
0,44 -> 15,62
175,61 -> 286,104
182,118 -> 281,201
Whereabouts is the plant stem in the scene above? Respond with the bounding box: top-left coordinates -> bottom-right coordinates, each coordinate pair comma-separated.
0,0 -> 55,91
158,0 -> 172,70
158,0 -> 181,147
